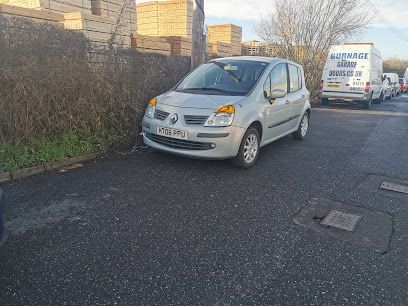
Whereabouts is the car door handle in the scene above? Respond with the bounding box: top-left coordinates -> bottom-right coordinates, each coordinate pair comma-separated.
302,95 -> 305,99
285,100 -> 291,105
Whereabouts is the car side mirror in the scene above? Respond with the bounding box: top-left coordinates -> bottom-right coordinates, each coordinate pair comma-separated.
269,88 -> 286,101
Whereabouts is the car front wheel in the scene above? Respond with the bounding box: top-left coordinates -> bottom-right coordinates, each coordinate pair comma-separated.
232,127 -> 260,169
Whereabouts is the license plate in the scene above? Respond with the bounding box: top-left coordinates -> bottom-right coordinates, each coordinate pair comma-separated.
156,126 -> 188,140
327,84 -> 340,88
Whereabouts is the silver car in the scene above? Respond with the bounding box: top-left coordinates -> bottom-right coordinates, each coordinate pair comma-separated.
142,56 -> 311,168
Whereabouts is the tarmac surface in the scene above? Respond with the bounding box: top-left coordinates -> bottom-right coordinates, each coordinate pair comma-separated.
0,95 -> 407,305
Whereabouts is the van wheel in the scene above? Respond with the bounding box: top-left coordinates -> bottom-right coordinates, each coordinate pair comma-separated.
293,112 -> 310,140
232,127 -> 260,169
321,98 -> 329,105
364,93 -> 373,109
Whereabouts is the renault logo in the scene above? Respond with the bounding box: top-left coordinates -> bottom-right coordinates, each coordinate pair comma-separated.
170,114 -> 178,124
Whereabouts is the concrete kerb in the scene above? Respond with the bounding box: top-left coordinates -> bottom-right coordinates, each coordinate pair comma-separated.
0,172 -> 11,184
0,153 -> 98,182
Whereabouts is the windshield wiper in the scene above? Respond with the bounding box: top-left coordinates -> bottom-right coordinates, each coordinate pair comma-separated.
181,87 -> 234,95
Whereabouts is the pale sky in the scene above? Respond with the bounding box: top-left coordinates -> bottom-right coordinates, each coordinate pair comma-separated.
136,0 -> 408,59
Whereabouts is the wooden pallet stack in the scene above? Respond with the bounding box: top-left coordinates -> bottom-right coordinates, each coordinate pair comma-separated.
90,0 -> 135,32
207,24 -> 242,57
165,36 -> 191,57
136,0 -> 193,56
209,41 -> 232,58
0,3 -> 64,25
63,11 -> 132,47
0,0 -> 92,14
131,33 -> 171,56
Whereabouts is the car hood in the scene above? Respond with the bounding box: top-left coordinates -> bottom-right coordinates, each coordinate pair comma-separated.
157,91 -> 246,110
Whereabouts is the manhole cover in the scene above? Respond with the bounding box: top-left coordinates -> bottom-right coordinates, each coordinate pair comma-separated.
320,210 -> 362,232
380,182 -> 408,194
293,198 -> 393,253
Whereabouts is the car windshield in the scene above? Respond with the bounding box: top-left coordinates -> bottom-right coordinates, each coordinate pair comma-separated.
176,60 -> 269,96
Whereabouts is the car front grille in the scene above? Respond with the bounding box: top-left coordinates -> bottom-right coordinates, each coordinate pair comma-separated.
184,115 -> 209,125
154,109 -> 170,121
145,133 -> 213,151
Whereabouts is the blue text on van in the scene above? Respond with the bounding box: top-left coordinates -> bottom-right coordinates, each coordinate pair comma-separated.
330,53 -> 369,60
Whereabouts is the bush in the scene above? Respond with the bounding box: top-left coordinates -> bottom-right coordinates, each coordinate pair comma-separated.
0,16 -> 191,170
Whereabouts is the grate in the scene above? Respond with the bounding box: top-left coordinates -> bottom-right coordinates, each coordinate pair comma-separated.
154,109 -> 170,121
320,210 -> 362,232
380,182 -> 408,194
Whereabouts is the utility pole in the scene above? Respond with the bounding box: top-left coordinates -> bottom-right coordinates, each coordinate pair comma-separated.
191,0 -> 205,68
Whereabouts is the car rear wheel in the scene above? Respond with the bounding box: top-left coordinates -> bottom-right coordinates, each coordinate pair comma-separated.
293,112 -> 310,140
232,127 -> 260,169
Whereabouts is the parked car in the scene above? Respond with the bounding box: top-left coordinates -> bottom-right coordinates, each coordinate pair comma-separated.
399,78 -> 407,93
0,188 -> 9,248
383,77 -> 393,100
142,56 -> 311,168
320,43 -> 383,108
384,73 -> 400,97
404,68 -> 408,81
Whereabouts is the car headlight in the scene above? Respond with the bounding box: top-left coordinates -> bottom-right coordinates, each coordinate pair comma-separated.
145,97 -> 157,119
204,105 -> 235,127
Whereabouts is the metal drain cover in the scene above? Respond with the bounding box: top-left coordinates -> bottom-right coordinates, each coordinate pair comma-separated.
380,182 -> 408,194
321,210 -> 362,232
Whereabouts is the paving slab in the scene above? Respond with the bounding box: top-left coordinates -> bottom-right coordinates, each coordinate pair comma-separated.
293,198 -> 393,254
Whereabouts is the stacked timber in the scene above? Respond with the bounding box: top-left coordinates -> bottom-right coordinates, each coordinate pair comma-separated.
63,12 -> 132,47
165,36 -> 191,56
207,24 -> 242,56
90,0 -> 135,32
136,0 -> 193,39
132,34 -> 171,56
209,42 -> 232,58
0,3 -> 64,25
135,0 -> 158,36
0,0 -> 91,14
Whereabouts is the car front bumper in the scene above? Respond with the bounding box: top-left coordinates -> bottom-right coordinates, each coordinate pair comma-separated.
142,116 -> 245,159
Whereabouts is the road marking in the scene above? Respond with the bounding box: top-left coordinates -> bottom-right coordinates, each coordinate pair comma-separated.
314,108 -> 408,117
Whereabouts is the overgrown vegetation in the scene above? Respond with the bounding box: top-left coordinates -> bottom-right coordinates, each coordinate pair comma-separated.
0,16 -> 191,172
384,58 -> 408,77
0,129 -> 127,172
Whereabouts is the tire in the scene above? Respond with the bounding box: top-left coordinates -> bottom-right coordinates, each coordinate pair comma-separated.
375,91 -> 384,104
292,112 -> 310,140
232,126 -> 260,169
363,93 -> 373,109
321,98 -> 329,105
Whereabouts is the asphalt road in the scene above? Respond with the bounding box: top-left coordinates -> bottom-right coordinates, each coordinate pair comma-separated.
1,95 -> 408,305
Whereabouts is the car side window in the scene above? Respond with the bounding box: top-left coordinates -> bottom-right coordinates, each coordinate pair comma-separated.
270,63 -> 288,95
288,64 -> 300,92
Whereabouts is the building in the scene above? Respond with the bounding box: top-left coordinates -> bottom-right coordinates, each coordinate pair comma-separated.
242,40 -> 279,57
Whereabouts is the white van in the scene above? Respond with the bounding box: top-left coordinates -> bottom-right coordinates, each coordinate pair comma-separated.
383,73 -> 400,97
404,68 -> 408,80
320,43 -> 383,108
